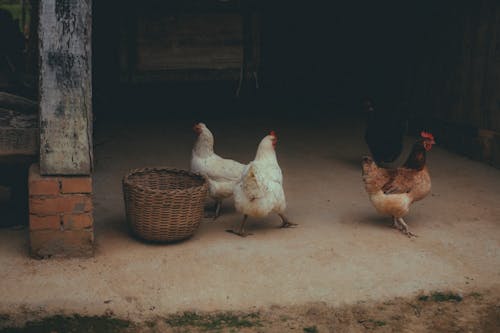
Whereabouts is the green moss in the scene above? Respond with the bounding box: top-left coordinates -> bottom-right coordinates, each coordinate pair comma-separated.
0,5 -> 20,24
280,315 -> 290,322
165,311 -> 262,331
373,320 -> 386,327
0,315 -> 131,333
358,318 -> 387,329
418,292 -> 463,303
469,292 -> 483,299
0,2 -> 30,31
303,326 -> 319,333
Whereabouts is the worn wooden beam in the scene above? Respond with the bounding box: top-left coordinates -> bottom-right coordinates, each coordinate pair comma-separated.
39,0 -> 92,175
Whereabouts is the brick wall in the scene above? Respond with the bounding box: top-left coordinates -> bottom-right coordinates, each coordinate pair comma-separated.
28,164 -> 94,258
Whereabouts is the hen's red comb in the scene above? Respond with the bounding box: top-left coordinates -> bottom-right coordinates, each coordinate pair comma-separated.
270,130 -> 277,138
421,131 -> 434,140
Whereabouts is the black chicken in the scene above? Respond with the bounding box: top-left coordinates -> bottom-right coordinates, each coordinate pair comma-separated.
363,99 -> 407,165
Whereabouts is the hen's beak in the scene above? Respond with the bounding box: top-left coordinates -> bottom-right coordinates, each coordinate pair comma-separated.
193,124 -> 201,134
362,156 -> 373,164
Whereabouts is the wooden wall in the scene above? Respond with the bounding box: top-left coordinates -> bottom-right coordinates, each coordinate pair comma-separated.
135,14 -> 242,72
408,0 -> 500,167
117,1 -> 261,83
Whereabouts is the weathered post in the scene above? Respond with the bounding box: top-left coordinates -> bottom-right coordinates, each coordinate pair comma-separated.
39,0 -> 93,175
29,0 -> 94,258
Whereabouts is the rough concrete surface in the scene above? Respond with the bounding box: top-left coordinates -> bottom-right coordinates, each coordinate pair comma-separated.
0,112 -> 499,324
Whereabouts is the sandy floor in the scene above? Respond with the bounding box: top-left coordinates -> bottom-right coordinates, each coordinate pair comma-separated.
0,111 -> 499,325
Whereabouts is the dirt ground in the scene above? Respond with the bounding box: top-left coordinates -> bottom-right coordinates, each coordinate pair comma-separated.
0,110 -> 499,330
1,289 -> 499,332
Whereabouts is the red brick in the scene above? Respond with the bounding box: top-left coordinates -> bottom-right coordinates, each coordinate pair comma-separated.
63,213 -> 93,229
30,215 -> 61,231
29,179 -> 60,196
30,229 -> 94,259
29,164 -> 58,182
29,165 -> 60,196
61,177 -> 92,194
30,195 -> 92,215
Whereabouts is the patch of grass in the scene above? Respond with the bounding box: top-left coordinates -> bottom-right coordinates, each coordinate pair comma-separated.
0,315 -> 10,328
418,292 -> 463,303
408,302 -> 422,317
166,311 -> 202,327
469,292 -> 483,299
280,315 -> 290,322
0,315 -> 131,333
358,319 -> 387,329
303,325 -> 319,333
165,311 -> 262,331
373,320 -> 386,327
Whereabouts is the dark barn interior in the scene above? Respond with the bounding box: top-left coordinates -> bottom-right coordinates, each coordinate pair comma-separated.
93,0 -> 422,117
2,0 -> 499,156
88,0 -> 500,167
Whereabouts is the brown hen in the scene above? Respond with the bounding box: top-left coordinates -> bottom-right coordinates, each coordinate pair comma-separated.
362,132 -> 435,237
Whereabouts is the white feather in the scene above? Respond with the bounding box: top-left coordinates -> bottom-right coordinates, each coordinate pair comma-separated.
233,135 -> 286,218
190,123 -> 246,201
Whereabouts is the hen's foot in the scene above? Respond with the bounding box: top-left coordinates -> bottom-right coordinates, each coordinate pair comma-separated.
226,215 -> 250,237
403,230 -> 418,238
393,217 -> 418,239
203,211 -> 216,219
278,214 -> 298,228
280,221 -> 298,228
225,229 -> 253,237
203,201 -> 222,220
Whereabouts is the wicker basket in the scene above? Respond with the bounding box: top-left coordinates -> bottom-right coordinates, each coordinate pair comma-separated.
123,167 -> 208,242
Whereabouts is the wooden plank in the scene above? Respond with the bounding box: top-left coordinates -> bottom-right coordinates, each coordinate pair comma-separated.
0,92 -> 37,114
0,108 -> 39,158
0,128 -> 38,156
0,108 -> 37,128
0,107 -> 38,158
134,13 -> 243,71
38,0 -> 92,175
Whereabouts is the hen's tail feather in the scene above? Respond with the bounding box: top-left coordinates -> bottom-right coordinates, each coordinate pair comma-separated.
361,156 -> 385,194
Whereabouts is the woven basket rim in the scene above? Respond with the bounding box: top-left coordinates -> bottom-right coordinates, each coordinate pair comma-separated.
123,167 -> 207,195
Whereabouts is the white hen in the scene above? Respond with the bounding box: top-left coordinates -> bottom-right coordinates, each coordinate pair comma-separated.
190,123 -> 246,218
228,131 -> 297,237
